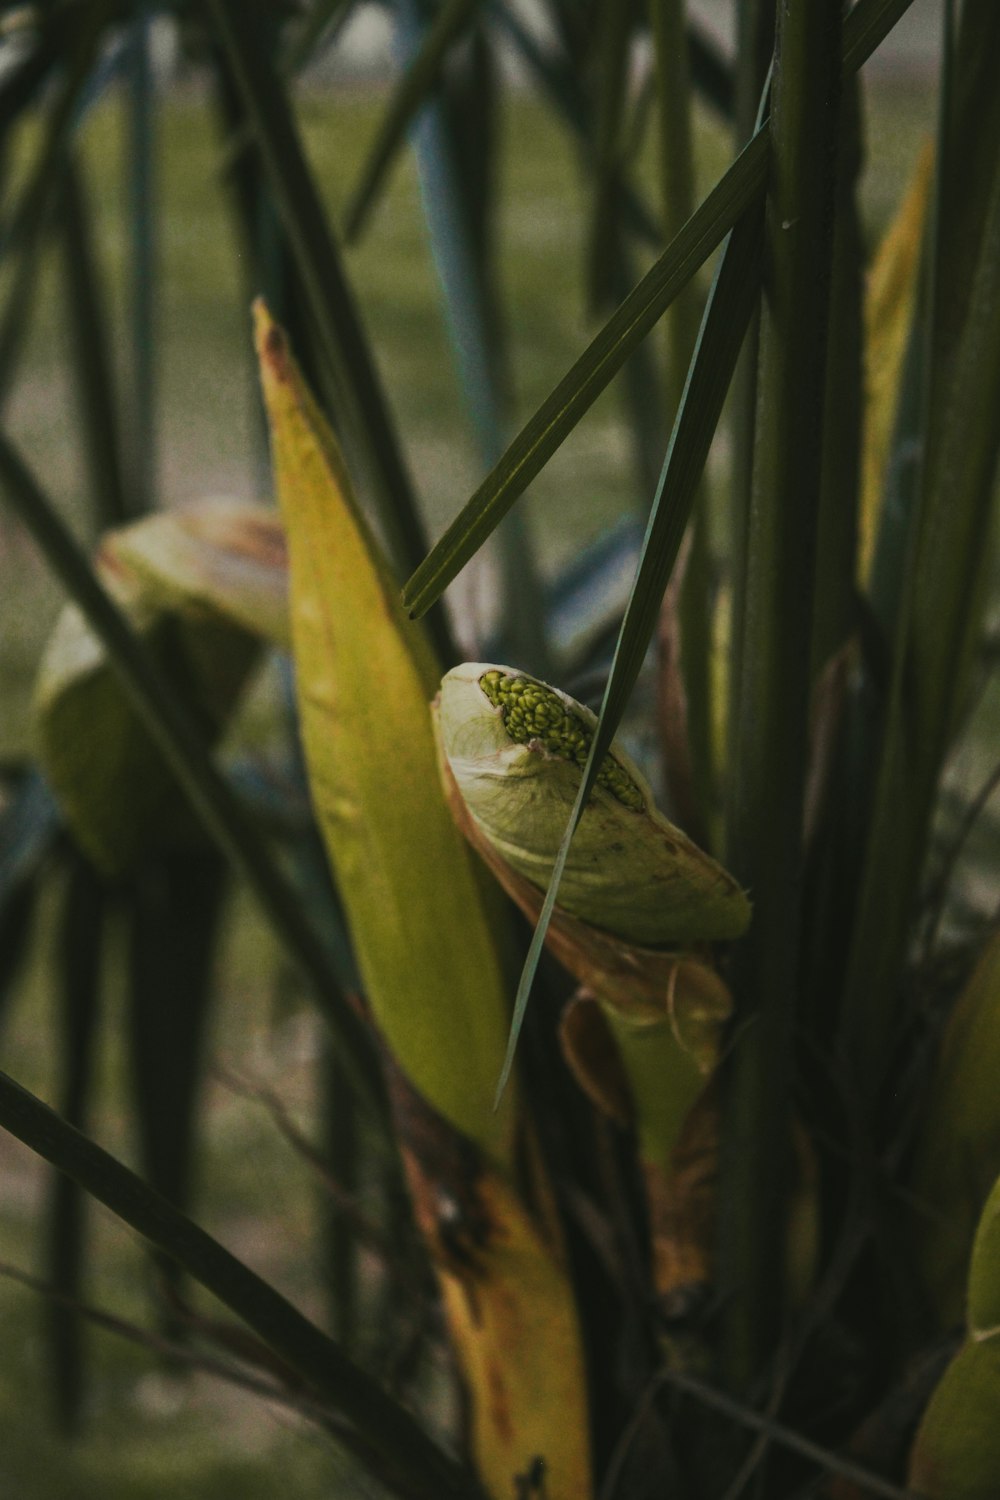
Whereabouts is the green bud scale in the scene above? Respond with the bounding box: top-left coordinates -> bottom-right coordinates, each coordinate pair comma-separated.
436,663 -> 751,948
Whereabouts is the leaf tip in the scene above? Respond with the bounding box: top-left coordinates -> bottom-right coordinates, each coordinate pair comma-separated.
251,297 -> 290,383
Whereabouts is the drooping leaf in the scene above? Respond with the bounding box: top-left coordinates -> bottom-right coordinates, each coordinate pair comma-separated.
34,517 -> 263,873
105,498 -> 289,649
254,302 -> 515,1163
1,434 -> 379,1110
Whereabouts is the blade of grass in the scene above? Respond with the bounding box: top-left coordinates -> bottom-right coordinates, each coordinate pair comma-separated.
494,209 -> 764,1104
0,1069 -> 487,1500
47,849 -> 105,1434
0,432 -> 384,1119
283,0 -> 358,75
402,0 -> 920,619
0,1 -> 122,410
343,0 -> 479,244
124,4 -> 157,512
796,79 -> 865,1026
585,0 -> 637,312
126,852 -> 227,1331
398,0 -> 549,670
59,154 -> 130,529
650,0 -> 714,842
404,126 -> 770,619
0,0 -> 120,260
725,0 -> 775,798
203,0 -> 441,631
688,20 -> 734,121
721,0 -> 845,1385
488,0 -> 661,250
841,0 -> 1000,1097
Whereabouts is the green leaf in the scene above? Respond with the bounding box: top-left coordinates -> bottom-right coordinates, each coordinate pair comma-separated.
584,0 -> 638,312
204,0 -> 439,618
909,1340 -> 1000,1500
437,663 -> 749,947
35,522 -> 262,873
909,1169 -> 1000,1499
47,850 -> 106,1434
401,126 -> 770,618
401,0 -> 921,620
969,1172 -> 1000,1338
841,1 -> 1000,1095
0,1068 -> 485,1500
59,154 -> 130,529
343,0 -> 479,243
496,203 -> 763,1101
721,0 -> 846,1380
912,929 -> 1000,1326
126,850 -> 228,1331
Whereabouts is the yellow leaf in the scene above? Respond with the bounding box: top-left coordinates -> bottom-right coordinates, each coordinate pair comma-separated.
399,1110 -> 592,1500
858,141 -> 934,584
254,302 -> 515,1163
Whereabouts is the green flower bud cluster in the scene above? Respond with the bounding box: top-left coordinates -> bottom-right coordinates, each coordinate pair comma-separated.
479,668 -> 644,811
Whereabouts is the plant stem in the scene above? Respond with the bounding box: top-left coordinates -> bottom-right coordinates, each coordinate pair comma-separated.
721,0 -> 844,1386
726,0 -> 774,805
650,0 -> 714,843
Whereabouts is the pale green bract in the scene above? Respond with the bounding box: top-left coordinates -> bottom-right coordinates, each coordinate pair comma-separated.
437,663 -> 751,948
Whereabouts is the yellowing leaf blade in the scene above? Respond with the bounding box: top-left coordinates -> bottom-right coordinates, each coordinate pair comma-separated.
254,303 -> 515,1163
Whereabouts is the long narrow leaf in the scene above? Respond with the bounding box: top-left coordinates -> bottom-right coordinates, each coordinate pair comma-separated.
403,127 -> 770,619
46,850 -> 105,1434
59,155 -> 130,528
0,1069 -> 486,1500
343,0 -> 479,243
488,0 -> 660,249
399,0 -> 549,669
494,211 -> 763,1102
402,0 -> 920,619
126,851 -> 228,1326
722,0 -> 845,1382
203,0 -> 441,625
125,5 -> 157,512
842,0 -> 1000,1093
585,0 -> 637,312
